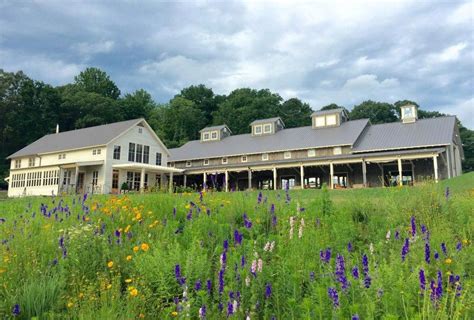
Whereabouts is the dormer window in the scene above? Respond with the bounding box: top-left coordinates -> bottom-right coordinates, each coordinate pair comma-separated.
254,125 -> 262,135
326,114 -> 337,126
284,151 -> 292,159
241,155 -> 248,163
203,132 -> 210,141
264,124 -> 272,133
203,159 -> 210,166
200,125 -> 232,142
250,117 -> 285,136
262,153 -> 269,161
311,108 -> 347,128
211,131 -> 218,140
333,147 -> 342,155
308,149 -> 316,157
315,116 -> 325,127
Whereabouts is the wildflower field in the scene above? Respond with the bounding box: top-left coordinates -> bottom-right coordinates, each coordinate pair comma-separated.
0,173 -> 473,319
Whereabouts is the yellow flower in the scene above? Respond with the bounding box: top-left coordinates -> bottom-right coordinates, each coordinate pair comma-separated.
133,246 -> 139,253
135,213 -> 142,221
462,239 -> 468,245
141,243 -> 150,251
107,261 -> 114,268
67,302 -> 74,308
129,288 -> 138,297
126,255 -> 132,261
139,314 -> 145,318
125,225 -> 131,233
445,258 -> 452,265
78,292 -> 84,298
171,311 -> 178,317
125,279 -> 133,283
106,284 -> 112,289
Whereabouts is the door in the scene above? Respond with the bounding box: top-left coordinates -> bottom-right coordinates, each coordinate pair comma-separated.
112,170 -> 119,193
77,172 -> 85,193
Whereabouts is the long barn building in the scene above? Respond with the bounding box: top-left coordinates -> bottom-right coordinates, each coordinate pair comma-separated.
5,104 -> 463,196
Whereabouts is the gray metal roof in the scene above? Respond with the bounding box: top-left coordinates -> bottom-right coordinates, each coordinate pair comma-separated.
8,118 -> 143,158
250,117 -> 284,126
199,125 -> 231,133
353,116 -> 456,153
170,119 -> 369,161
311,108 -> 345,117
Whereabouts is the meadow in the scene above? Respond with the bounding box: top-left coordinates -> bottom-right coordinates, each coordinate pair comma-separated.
0,173 -> 473,319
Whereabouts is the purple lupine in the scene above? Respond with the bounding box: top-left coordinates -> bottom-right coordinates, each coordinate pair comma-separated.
195,279 -> 202,291
395,230 -> 400,240
352,315 -> 360,320
419,269 -> 426,291
186,210 -> 192,220
12,304 -> 20,317
257,192 -> 263,204
234,230 -> 243,246
335,254 -> 349,290
310,271 -> 315,281
351,266 -> 359,279
265,283 -> 272,299
434,251 -> 439,260
401,238 -> 410,262
223,240 -> 229,252
328,287 -> 339,308
227,301 -> 234,316
436,270 -> 443,299
219,269 -> 225,295
175,264 -> 186,286
320,248 -> 331,263
441,243 -> 447,256
243,214 -> 252,229
362,254 -> 371,288
347,242 -> 353,253
58,236 -> 64,248
425,242 -> 431,264
456,241 -> 462,251
411,216 -> 416,237
173,207 -> 176,217
421,224 -> 427,234
270,204 -> 275,214
241,255 -> 246,267
206,279 -> 212,295
445,187 -> 450,200
220,252 -> 227,267
199,305 -> 206,319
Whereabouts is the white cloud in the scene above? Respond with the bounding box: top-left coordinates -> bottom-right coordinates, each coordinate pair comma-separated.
439,98 -> 474,128
73,40 -> 115,56
430,42 -> 468,63
344,74 -> 400,90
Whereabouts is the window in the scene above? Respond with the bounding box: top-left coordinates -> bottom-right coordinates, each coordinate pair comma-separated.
264,124 -> 272,133
203,132 -> 210,141
136,144 -> 143,163
14,159 -> 21,169
403,106 -> 413,118
143,146 -> 150,164
241,155 -> 248,163
113,145 -> 121,160
211,131 -> 218,140
28,157 -> 35,167
262,153 -> 269,161
186,161 -> 192,167
254,125 -> 263,135
42,170 -> 59,186
138,128 -> 143,134
92,171 -> 98,186
222,157 -> 228,164
12,173 -> 26,188
156,152 -> 162,165
326,115 -> 337,126
203,159 -> 210,166
315,116 -> 325,127
58,154 -> 66,160
63,171 -> 71,185
333,147 -> 342,155
284,151 -> 292,159
308,149 -> 316,157
92,149 -> 96,155
128,143 -> 136,161
97,149 -> 101,155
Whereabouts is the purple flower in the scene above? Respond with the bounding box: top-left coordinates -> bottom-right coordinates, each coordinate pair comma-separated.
335,254 -> 349,290
227,301 -> 233,316
175,264 -> 186,286
270,204 -> 275,214
362,254 -> 371,288
257,192 -> 263,204
310,271 -> 315,281
411,216 -> 416,237
328,287 -> 339,308
265,283 -> 272,299
421,224 -> 427,234
12,304 -> 20,317
434,251 -> 439,260
347,242 -> 353,252
441,243 -> 447,256
58,236 -> 64,248
219,269 -> 225,295
401,238 -> 410,262
352,315 -> 360,320
445,187 -> 450,200
223,239 -> 229,251
233,230 -> 243,246
206,279 -> 212,295
456,241 -> 462,251
425,242 -> 431,264
241,255 -> 246,267
320,248 -> 331,263
243,214 -> 252,229
351,266 -> 359,279
186,211 -> 192,220
195,279 -> 202,291
419,269 -> 426,291
199,305 -> 206,319
173,207 -> 176,217
395,230 -> 400,240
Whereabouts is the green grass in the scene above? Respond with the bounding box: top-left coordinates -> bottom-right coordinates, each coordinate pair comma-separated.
0,173 -> 473,319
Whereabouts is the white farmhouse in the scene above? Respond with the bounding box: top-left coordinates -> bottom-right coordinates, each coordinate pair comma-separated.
6,118 -> 182,197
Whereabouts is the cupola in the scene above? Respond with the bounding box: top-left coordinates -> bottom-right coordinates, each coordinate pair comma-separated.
400,104 -> 418,123
250,117 -> 285,136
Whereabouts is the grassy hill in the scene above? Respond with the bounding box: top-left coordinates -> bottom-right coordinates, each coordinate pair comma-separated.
0,173 -> 472,318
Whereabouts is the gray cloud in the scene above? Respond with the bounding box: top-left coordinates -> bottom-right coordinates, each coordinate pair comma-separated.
0,0 -> 472,127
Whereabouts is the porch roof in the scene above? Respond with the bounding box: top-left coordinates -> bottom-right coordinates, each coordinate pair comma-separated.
61,160 -> 104,168
112,163 -> 183,173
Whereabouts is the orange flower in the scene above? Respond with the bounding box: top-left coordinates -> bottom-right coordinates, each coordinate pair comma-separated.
133,246 -> 139,253
141,243 -> 150,251
107,261 -> 114,268
126,255 -> 132,261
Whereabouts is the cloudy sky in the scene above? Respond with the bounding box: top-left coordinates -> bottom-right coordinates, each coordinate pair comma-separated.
1,0 -> 473,127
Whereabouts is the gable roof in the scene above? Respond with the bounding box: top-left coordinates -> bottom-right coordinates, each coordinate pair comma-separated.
352,116 -> 456,153
250,117 -> 284,126
169,119 -> 369,161
8,118 -> 144,158
311,108 -> 346,117
199,125 -> 232,133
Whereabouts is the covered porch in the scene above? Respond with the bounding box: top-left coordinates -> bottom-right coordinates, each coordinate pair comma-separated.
59,160 -> 104,194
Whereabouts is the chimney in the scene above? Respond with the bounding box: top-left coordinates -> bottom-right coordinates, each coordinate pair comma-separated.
56,124 -> 59,134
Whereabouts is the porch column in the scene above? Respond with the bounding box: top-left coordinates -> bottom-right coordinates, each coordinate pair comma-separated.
74,165 -> 79,193
203,172 -> 207,190
139,168 -> 145,193
169,172 -> 174,192
329,162 -> 334,189
411,161 -> 416,185
445,147 -> 452,179
300,165 -> 304,189
248,169 -> 252,190
272,167 -> 277,190
362,160 -> 367,187
397,158 -> 403,186
433,155 -> 439,183
225,170 -> 229,192
183,174 -> 187,188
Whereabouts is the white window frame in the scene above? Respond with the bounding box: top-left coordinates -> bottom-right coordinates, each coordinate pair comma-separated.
241,155 -> 248,163
263,123 -> 272,133
284,151 -> 292,159
138,128 -> 143,134
211,131 -> 218,140
186,161 -> 192,168
92,149 -> 97,155
92,171 -> 99,186
326,114 -> 337,126
203,159 -> 210,166
333,147 -> 342,155
97,149 -> 101,155
203,132 -> 210,141
315,116 -> 325,127
28,157 -> 35,167
14,159 -> 21,169
262,153 -> 269,161
254,125 -> 263,135
307,149 -> 316,157
222,157 -> 228,164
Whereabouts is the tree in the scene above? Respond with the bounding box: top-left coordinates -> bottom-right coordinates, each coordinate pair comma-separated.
120,89 -> 155,120
74,67 -> 120,99
178,84 -> 217,122
278,98 -> 312,128
212,88 -> 282,134
459,125 -> 474,172
350,100 -> 398,124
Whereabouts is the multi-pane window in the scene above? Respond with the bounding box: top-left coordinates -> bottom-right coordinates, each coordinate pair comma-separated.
92,171 -> 99,186
26,172 -> 42,187
14,159 -> 21,169
42,170 -> 59,186
58,154 -> 66,160
143,146 -> 150,164
315,116 -> 325,127
113,145 -> 121,160
254,125 -> 262,135
136,144 -> 143,163
211,131 -> 218,140
264,124 -> 272,133
203,132 -> 210,141
203,159 -> 210,166
138,128 -> 143,134
11,173 -> 26,188
156,152 -> 162,165
28,157 -> 35,167
308,149 -> 316,157
262,153 -> 269,161
222,157 -> 228,164
284,151 -> 292,159
186,161 -> 192,167
128,143 -> 135,161
241,155 -> 248,162
92,149 -> 101,155
63,171 -> 72,185
326,115 -> 337,126
333,147 -> 342,155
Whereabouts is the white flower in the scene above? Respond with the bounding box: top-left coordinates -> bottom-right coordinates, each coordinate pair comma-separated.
233,299 -> 238,312
251,260 -> 257,274
369,243 -> 374,255
257,258 -> 263,272
298,218 -> 305,239
270,241 -> 275,252
245,276 -> 251,286
386,230 -> 391,242
264,241 -> 271,252
289,216 -> 295,239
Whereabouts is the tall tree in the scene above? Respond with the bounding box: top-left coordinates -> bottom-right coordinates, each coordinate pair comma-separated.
74,67 -> 120,99
120,89 -> 155,120
278,98 -> 312,128
177,84 -> 217,122
350,100 -> 398,124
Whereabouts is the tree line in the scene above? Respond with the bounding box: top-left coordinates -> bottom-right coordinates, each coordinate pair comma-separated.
1,67 -> 472,188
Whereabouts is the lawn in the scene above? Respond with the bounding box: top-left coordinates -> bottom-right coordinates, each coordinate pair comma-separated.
0,173 -> 473,319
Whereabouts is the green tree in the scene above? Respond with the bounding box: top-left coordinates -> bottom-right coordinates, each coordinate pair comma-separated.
177,84 -> 217,122
120,89 -> 155,120
459,125 -> 474,172
278,98 -> 312,128
350,100 -> 398,124
74,67 -> 120,99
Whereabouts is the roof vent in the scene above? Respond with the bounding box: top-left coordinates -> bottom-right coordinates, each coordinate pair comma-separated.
400,104 -> 418,123
250,117 -> 285,136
